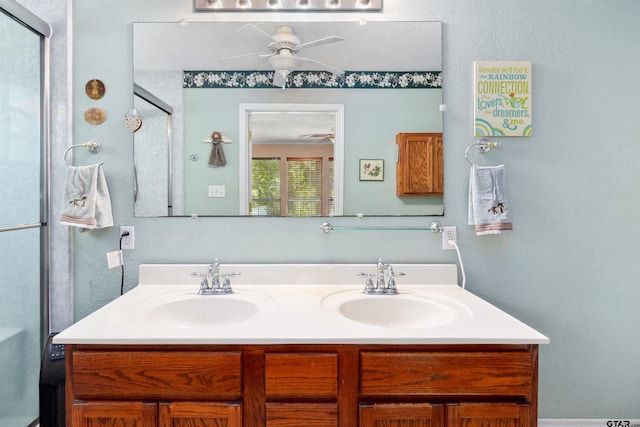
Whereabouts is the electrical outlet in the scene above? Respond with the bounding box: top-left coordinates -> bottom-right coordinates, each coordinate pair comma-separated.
442,226 -> 457,250
120,226 -> 135,250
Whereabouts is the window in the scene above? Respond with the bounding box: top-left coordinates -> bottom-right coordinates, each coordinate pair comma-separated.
250,158 -> 281,216
251,146 -> 334,217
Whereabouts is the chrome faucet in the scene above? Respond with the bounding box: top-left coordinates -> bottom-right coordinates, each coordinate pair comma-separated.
192,259 -> 240,295
376,258 -> 386,291
357,258 -> 404,295
207,260 -> 221,289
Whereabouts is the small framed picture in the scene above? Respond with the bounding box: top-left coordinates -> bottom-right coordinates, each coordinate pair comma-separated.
359,159 -> 384,181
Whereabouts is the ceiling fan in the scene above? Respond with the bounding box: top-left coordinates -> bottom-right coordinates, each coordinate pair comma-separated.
300,130 -> 335,143
221,24 -> 345,88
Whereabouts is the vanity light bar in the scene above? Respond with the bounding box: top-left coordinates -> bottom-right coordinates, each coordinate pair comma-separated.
195,0 -> 381,12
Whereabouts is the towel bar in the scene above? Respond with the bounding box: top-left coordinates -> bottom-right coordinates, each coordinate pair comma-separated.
63,140 -> 101,165
320,221 -> 443,233
465,139 -> 501,166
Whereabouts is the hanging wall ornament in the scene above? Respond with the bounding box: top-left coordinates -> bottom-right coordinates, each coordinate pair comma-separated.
85,79 -> 105,100
84,107 -> 107,125
207,131 -> 227,167
125,108 -> 143,133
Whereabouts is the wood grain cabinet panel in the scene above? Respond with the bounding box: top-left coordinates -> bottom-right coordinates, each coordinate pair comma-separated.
447,403 -> 532,427
71,401 -> 157,427
266,403 -> 338,427
360,351 -> 534,399
71,351 -> 242,399
360,403 -> 444,427
158,401 -> 242,427
265,353 -> 338,397
396,132 -> 443,196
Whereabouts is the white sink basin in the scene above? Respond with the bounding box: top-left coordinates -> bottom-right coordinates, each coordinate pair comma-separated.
137,291 -> 275,328
322,290 -> 472,329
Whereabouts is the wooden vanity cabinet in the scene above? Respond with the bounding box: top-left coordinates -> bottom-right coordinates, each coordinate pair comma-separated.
65,344 -> 538,427
396,132 -> 443,196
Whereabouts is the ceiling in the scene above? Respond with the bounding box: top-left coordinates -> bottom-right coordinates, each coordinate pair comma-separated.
134,21 -> 441,72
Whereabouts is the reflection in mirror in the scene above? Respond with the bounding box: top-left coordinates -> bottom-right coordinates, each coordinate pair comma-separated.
133,21 -> 443,217
133,84 -> 175,216
239,104 -> 344,216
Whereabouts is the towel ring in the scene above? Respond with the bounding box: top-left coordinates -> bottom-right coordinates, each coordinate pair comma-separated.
63,140 -> 102,165
465,139 -> 501,166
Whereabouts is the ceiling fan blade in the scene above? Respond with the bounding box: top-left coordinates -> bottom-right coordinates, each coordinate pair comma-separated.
249,23 -> 279,43
297,55 -> 345,76
219,51 -> 271,61
295,36 -> 344,51
300,133 -> 335,143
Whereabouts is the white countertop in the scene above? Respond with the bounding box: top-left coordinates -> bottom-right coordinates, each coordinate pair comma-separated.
54,264 -> 549,345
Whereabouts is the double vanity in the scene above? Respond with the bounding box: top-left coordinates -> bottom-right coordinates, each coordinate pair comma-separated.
55,263 -> 548,427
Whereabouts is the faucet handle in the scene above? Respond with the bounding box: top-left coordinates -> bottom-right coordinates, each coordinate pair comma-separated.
357,272 -> 380,294
384,265 -> 404,294
220,272 -> 241,293
191,272 -> 209,292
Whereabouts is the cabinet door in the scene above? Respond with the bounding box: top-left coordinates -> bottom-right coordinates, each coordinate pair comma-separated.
72,401 -> 157,427
360,403 -> 444,427
396,133 -> 443,196
159,402 -> 242,427
447,403 -> 532,427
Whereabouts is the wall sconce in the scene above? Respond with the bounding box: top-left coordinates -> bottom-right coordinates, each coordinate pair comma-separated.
195,0 -> 382,11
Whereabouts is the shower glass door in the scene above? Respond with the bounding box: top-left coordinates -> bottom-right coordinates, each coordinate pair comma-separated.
0,2 -> 50,426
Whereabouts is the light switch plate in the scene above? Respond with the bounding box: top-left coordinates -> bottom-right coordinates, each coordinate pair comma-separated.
208,185 -> 226,198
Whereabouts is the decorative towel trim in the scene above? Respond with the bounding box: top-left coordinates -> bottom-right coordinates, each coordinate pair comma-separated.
60,214 -> 97,229
475,222 -> 513,234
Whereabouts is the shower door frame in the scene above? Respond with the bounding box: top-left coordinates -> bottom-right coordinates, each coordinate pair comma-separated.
0,0 -> 52,368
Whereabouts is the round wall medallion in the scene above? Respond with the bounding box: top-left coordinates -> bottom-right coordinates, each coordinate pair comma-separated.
85,79 -> 105,100
84,107 -> 107,125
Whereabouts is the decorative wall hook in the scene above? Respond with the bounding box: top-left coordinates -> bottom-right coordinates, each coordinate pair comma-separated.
202,131 -> 232,144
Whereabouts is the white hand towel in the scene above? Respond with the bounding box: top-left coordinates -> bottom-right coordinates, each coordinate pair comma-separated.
60,163 -> 114,229
468,165 -> 512,235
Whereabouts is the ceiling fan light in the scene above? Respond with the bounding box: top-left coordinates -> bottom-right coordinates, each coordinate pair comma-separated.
325,0 -> 341,9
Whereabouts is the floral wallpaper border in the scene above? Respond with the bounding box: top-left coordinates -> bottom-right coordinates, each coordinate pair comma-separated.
183,70 -> 442,89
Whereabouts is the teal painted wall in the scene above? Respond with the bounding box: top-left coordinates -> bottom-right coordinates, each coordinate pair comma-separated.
71,0 -> 640,418
183,88 -> 443,215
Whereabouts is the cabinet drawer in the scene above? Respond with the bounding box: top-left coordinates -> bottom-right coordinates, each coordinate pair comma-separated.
265,353 -> 337,397
266,403 -> 338,427
360,351 -> 534,398
71,351 -> 242,399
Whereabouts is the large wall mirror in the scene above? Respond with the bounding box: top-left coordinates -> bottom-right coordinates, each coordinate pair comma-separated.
133,20 -> 443,217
